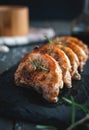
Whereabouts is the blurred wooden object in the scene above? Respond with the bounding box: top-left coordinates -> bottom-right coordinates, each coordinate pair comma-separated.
0,6 -> 29,36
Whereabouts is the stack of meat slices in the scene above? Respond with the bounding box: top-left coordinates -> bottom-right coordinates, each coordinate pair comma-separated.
15,36 -> 89,103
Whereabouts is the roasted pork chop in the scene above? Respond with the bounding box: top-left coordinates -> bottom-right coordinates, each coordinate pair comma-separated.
15,52 -> 63,102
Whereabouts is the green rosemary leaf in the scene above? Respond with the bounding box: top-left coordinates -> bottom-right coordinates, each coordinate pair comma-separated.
36,59 -> 40,63
44,35 -> 53,54
36,59 -> 40,66
36,125 -> 58,130
48,38 -> 53,44
71,96 -> 76,126
40,66 -> 48,71
29,58 -> 37,71
49,39 -> 54,54
62,97 -> 89,114
44,35 -> 52,43
30,58 -> 48,71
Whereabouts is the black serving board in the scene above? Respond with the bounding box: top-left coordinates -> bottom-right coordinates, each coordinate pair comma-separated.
0,60 -> 89,129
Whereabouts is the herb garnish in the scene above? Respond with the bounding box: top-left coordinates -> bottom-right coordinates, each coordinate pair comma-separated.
35,97 -> 89,130
62,96 -> 89,130
36,125 -> 58,130
29,58 -> 37,71
30,58 -> 48,71
44,35 -> 54,55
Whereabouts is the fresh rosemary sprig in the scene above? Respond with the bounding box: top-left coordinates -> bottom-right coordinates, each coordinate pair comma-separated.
48,38 -> 54,55
35,59 -> 48,71
44,35 -> 54,54
36,125 -> 58,130
44,35 -> 52,43
29,58 -> 48,71
29,58 -> 37,71
35,97 -> 89,130
70,96 -> 76,126
62,96 -> 89,130
48,37 -> 53,44
40,66 -> 48,71
62,97 -> 89,114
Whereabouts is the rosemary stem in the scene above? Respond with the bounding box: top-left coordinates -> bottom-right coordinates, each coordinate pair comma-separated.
71,96 -> 76,126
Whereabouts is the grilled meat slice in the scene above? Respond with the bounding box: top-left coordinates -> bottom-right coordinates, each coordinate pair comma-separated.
51,43 -> 81,80
15,52 -> 63,102
53,37 -> 87,71
36,44 -> 72,88
60,36 -> 89,56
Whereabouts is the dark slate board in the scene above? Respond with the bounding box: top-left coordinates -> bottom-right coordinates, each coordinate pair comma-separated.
0,60 -> 89,129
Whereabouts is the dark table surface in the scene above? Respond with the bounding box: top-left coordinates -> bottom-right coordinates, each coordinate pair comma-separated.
0,20 -> 78,130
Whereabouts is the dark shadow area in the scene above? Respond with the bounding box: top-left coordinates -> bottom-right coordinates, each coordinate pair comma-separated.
0,0 -> 84,20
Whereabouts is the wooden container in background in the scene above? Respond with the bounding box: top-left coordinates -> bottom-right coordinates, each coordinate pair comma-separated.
0,6 -> 29,36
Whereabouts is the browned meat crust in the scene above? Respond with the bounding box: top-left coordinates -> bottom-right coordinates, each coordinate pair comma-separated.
15,52 -> 63,102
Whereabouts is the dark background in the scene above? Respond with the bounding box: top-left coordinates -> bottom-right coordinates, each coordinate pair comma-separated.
0,0 -> 84,20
